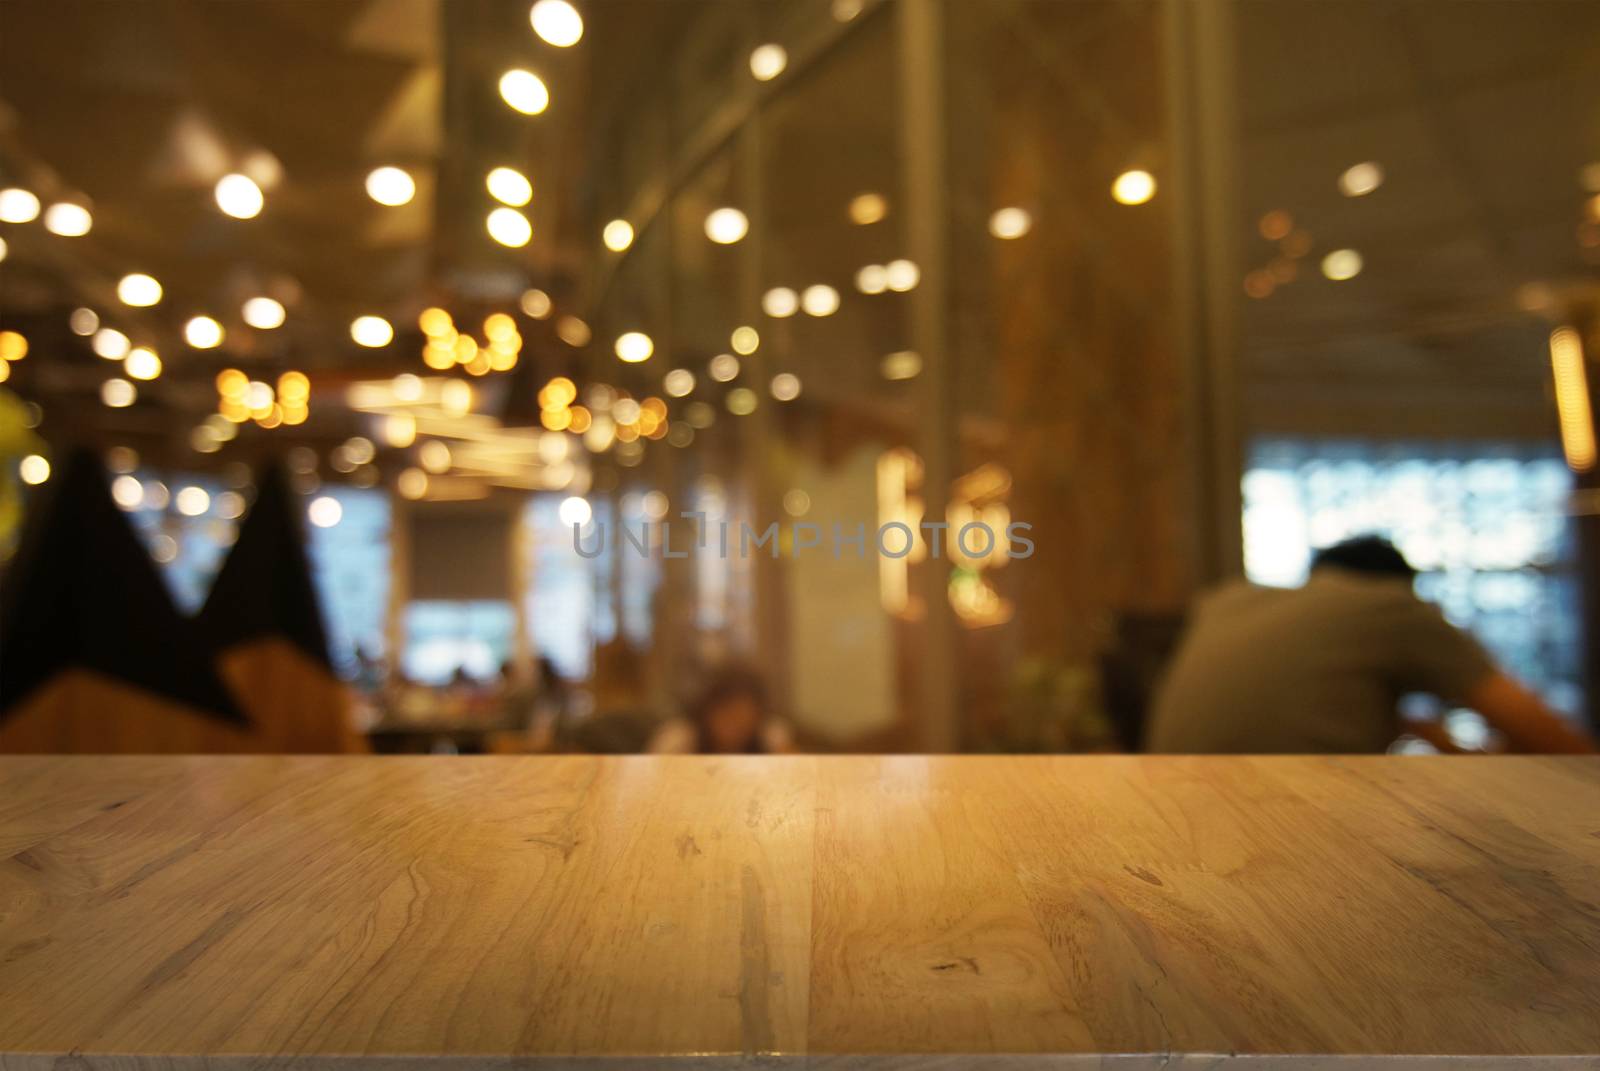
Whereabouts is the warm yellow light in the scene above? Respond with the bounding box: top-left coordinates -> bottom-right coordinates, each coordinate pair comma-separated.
1550,327 -> 1596,472
762,287 -> 799,318
801,284 -> 840,317
602,219 -> 634,251
118,273 -> 163,307
215,173 -> 264,219
487,206 -> 533,247
881,350 -> 922,380
454,335 -> 479,364
70,308 -> 99,336
848,192 -> 887,226
664,368 -> 695,397
988,206 -> 1031,239
0,331 -> 26,362
615,331 -> 654,363
540,376 -> 578,410
245,381 -> 275,415
278,370 -> 311,402
749,44 -> 787,81
216,368 -> 248,397
855,264 -> 887,294
124,347 -> 162,381
308,496 -> 343,528
521,289 -> 552,318
708,355 -> 740,384
0,235 -> 6,262
530,0 -> 583,46
770,372 -> 801,401
112,474 -> 144,509
418,307 -> 453,337
705,207 -> 748,244
351,315 -> 394,347
487,167 -> 533,207
541,407 -> 573,431
484,312 -> 517,342
440,379 -> 473,415
366,166 -> 416,207
1338,161 -> 1384,198
43,202 -> 92,236
184,316 -> 224,349
726,387 -> 758,415
0,188 -> 41,223
884,259 -> 920,292
556,316 -> 591,347
499,69 -> 550,115
93,327 -> 130,359
423,341 -> 456,370
419,440 -> 452,474
385,412 -> 418,448
0,360 -> 9,384
242,296 -> 286,329
1321,249 -> 1363,281
176,486 -> 211,517
1111,169 -> 1156,205
19,454 -> 50,485
102,378 -> 137,408
398,467 -> 429,500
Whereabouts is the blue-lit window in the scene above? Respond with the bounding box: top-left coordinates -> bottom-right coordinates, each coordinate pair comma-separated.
1243,439 -> 1583,716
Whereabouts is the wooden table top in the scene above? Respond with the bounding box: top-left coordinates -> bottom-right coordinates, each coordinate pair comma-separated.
1,755 -> 1597,1068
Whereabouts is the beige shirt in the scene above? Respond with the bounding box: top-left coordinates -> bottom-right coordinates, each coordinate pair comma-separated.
1147,571 -> 1496,754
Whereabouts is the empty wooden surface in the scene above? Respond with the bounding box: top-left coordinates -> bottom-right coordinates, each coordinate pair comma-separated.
0,755 -> 1597,1068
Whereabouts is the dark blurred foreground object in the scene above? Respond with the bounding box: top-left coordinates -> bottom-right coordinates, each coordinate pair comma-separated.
650,664 -> 795,753
1147,535 -> 1595,754
0,452 -> 359,753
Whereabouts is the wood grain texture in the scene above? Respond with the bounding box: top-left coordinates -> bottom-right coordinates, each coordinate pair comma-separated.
0,756 -> 1597,1069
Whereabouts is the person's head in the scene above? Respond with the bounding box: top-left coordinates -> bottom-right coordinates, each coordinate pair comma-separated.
688,666 -> 769,754
1310,535 -> 1416,582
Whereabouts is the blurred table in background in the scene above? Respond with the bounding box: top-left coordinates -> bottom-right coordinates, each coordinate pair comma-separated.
1,755 -> 1597,1066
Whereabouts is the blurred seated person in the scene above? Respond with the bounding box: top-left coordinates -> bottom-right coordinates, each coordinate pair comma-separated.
1147,536 -> 1594,754
649,666 -> 796,754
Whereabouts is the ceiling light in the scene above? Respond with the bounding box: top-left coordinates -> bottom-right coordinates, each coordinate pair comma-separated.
351,315 -> 394,347
520,288 -> 552,318
855,264 -> 887,294
726,387 -> 758,415
988,206 -> 1031,239
530,0 -> 583,46
762,287 -> 799,317
366,166 -> 416,207
1338,161 -> 1384,198
750,44 -> 787,81
43,203 -> 92,236
215,173 -> 264,219
18,454 -> 50,486
664,368 -> 695,397
242,296 -> 286,328
184,316 -> 224,349
558,495 -> 592,526
487,167 -> 533,207
730,326 -> 759,354
705,207 -> 748,244
1111,169 -> 1156,205
556,316 -> 591,346
70,308 -> 99,336
603,218 -> 634,251
881,350 -> 922,380
176,486 -> 211,517
487,206 -> 533,247
800,284 -> 839,317
615,331 -> 654,363
709,354 -> 740,381
770,373 -> 801,401
419,440 -> 452,474
499,69 -> 550,115
0,188 -> 41,223
117,273 -> 163,307
1320,249 -> 1363,281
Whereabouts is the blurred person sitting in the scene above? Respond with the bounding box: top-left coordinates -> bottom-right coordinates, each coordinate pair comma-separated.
1146,536 -> 1594,754
649,665 -> 795,754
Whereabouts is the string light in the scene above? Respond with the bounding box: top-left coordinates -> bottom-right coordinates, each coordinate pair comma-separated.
884,259 -> 920,292
124,347 -> 162,380
762,287 -> 799,317
487,206 -> 533,247
487,167 -> 533,207
19,454 -> 51,486
1111,169 -> 1156,205
615,331 -> 654,363
521,289 -> 552,318
70,308 -> 99,336
184,316 -> 224,349
664,368 -> 695,397
855,264 -> 887,294
351,315 -> 394,347
988,207 -> 1031,239
749,44 -> 787,81
93,327 -> 131,360
800,284 -> 840,317
730,326 -> 759,354
770,373 -> 801,401
705,207 -> 748,244
0,188 -> 41,223
709,354 -> 740,382
603,219 -> 634,251
117,273 -> 163,307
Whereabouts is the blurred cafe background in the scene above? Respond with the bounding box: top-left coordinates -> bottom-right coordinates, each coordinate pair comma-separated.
0,0 -> 1596,754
